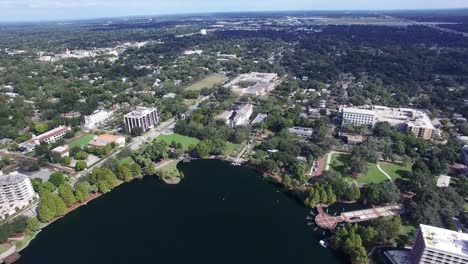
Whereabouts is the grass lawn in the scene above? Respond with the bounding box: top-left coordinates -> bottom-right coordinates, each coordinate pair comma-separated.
156,134 -> 199,151
225,142 -> 242,157
185,74 -> 226,91
354,163 -> 389,184
380,162 -> 412,181
0,243 -> 11,254
68,134 -> 94,149
329,153 -> 391,184
158,160 -> 180,173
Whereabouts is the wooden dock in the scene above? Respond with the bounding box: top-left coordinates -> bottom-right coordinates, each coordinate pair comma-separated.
314,204 -> 404,230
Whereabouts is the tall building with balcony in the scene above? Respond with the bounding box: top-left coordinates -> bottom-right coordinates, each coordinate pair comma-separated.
410,224 -> 468,264
124,107 -> 159,133
84,110 -> 110,130
0,172 -> 38,219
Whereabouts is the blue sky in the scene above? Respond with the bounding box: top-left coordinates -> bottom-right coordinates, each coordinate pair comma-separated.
0,0 -> 467,22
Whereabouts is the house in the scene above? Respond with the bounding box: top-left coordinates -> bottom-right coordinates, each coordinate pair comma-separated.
288,127 -> 314,138
87,134 -> 125,148
51,145 -> 69,158
20,126 -> 71,152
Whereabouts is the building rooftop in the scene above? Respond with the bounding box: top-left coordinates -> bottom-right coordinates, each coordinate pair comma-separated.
124,107 -> 157,119
27,125 -> 69,143
0,172 -> 28,186
52,145 -> 69,153
420,224 -> 468,257
436,175 -> 451,187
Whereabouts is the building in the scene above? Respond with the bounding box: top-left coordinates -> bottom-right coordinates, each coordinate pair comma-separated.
200,29 -> 207,35
341,106 -> 436,140
124,107 -> 159,133
51,145 -> 69,158
288,127 -> 314,138
224,72 -> 277,96
436,175 -> 451,188
88,134 -> 126,148
84,110 -> 110,130
0,172 -> 38,219
410,224 -> 468,264
462,146 -> 468,166
217,104 -> 254,128
20,126 -> 71,152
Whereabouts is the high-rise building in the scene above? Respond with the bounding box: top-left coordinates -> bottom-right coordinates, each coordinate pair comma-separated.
84,110 -> 110,130
410,224 -> 468,264
124,107 -> 159,133
0,172 -> 38,219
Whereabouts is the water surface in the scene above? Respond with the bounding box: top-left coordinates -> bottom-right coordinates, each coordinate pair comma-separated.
19,159 -> 346,264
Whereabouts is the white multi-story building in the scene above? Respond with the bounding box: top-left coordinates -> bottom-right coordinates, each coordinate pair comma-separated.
20,125 -> 71,151
224,72 -> 278,96
217,104 -> 254,128
124,107 -> 159,133
341,106 -> 436,140
84,110 -> 110,130
0,172 -> 38,219
410,224 -> 468,264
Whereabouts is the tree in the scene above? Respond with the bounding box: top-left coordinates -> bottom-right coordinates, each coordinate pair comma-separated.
75,182 -> 91,203
75,161 -> 87,171
194,141 -> 210,158
58,184 -> 77,207
26,217 -> 41,235
144,163 -> 157,176
60,156 -> 72,166
130,127 -> 144,137
74,151 -> 88,160
117,164 -> 133,182
98,180 -> 110,193
49,172 -> 66,187
130,163 -> 142,179
34,123 -> 49,134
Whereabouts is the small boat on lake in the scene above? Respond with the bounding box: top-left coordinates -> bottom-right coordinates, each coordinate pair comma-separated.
319,240 -> 328,248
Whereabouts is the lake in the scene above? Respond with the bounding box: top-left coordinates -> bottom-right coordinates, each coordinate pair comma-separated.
19,159 -> 346,264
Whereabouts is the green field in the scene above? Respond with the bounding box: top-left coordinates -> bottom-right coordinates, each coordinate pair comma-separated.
185,74 -> 226,91
156,134 -> 200,151
0,243 -> 11,254
68,134 -> 94,149
225,142 -> 242,157
329,153 -> 391,184
158,160 -> 180,173
380,162 -> 412,181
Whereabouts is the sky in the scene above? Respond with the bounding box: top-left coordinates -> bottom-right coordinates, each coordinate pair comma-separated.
0,0 -> 467,22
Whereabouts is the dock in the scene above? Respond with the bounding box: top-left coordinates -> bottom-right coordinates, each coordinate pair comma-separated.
314,204 -> 404,230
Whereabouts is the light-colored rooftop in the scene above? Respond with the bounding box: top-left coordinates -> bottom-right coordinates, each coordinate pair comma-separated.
420,224 -> 468,257
124,107 -> 157,119
52,145 -> 69,153
0,172 -> 28,186
436,175 -> 451,187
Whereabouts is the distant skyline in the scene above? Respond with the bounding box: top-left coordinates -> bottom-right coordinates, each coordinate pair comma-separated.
0,0 -> 467,22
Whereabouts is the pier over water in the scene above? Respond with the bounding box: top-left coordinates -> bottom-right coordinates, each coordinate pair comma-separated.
314,204 -> 404,230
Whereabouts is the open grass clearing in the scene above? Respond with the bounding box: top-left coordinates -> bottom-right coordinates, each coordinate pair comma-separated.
185,74 -> 226,91
156,134 -> 200,151
68,134 -> 94,149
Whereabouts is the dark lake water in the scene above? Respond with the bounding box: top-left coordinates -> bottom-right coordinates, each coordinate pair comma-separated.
19,159 -> 346,264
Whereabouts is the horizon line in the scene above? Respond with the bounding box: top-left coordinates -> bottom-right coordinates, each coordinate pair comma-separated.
1,7 -> 467,24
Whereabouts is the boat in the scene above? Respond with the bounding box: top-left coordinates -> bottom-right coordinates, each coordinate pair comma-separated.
306,216 -> 313,220
307,222 -> 314,226
319,240 -> 328,248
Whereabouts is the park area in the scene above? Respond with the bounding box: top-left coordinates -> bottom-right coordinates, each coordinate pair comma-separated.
68,134 -> 94,149
185,74 -> 226,91
328,153 -> 412,185
156,134 -> 199,151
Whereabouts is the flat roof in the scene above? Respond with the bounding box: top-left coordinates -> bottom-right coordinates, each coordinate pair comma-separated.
0,172 -> 28,185
124,107 -> 157,119
52,145 -> 69,152
436,175 -> 451,187
420,224 -> 468,257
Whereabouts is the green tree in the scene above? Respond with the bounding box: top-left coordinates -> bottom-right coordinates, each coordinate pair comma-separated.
117,164 -> 133,182
75,182 -> 91,203
75,160 -> 87,171
98,180 -> 110,193
49,172 -> 66,187
34,123 -> 49,134
58,184 -> 77,207
26,217 -> 41,235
